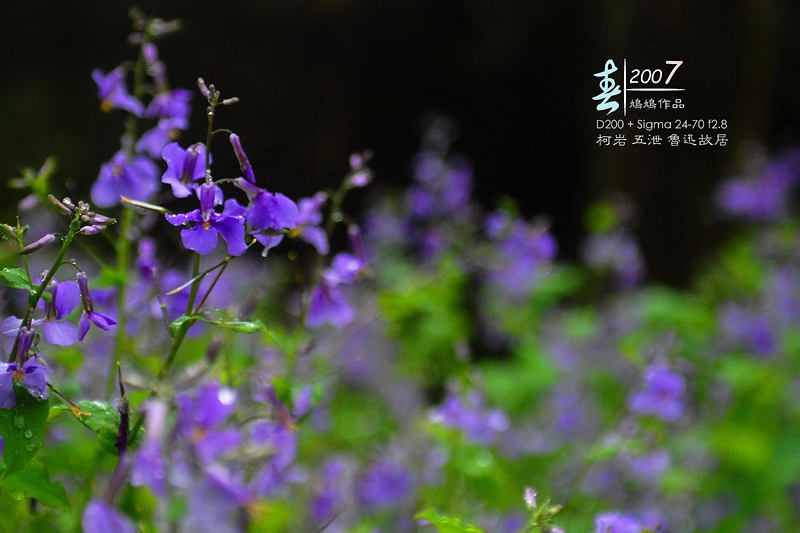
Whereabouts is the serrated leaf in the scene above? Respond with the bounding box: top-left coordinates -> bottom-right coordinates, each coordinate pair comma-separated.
0,386 -> 50,479
415,509 -> 486,533
0,268 -> 34,293
0,459 -> 69,508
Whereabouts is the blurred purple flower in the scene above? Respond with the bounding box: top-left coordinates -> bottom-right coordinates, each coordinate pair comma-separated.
720,305 -> 776,357
594,512 -> 644,533
82,500 -> 136,533
429,390 -> 509,446
92,67 -> 144,116
312,459 -> 349,523
182,466 -> 251,533
356,458 -> 413,510
629,363 -> 686,422
293,192 -> 329,254
306,252 -> 366,328
582,231 -> 645,288
131,400 -> 167,495
92,151 -> 160,208
716,158 -> 800,221
176,382 -> 241,465
251,420 -> 298,496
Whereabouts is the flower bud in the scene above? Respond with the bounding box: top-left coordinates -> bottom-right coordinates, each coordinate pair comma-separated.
229,134 -> 255,184
197,78 -> 210,98
48,194 -> 73,215
76,271 -> 94,313
20,233 -> 57,255
524,487 -> 537,509
0,224 -> 17,240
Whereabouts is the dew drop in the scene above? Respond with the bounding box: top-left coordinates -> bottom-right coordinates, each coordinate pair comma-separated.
23,430 -> 32,439
12,416 -> 24,428
24,443 -> 37,452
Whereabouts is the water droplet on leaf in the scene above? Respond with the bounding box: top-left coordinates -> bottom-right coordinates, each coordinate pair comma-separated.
23,430 -> 32,439
13,415 -> 24,428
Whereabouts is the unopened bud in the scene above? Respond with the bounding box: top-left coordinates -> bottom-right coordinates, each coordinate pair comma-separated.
0,224 -> 17,240
222,97 -> 239,106
79,225 -> 105,235
524,487 -> 537,509
20,233 -> 57,255
197,78 -> 210,98
48,195 -> 72,215
88,213 -> 115,225
229,134 -> 255,184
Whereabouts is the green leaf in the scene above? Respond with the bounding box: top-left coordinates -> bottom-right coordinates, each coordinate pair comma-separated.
414,509 -> 486,533
0,268 -> 34,294
51,400 -> 141,455
171,311 -> 277,341
0,386 -> 50,479
0,459 -> 69,508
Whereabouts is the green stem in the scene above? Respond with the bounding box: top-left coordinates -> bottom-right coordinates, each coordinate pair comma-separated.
8,215 -> 81,363
107,207 -> 135,397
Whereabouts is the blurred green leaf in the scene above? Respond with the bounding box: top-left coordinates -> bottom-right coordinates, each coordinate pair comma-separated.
415,509 -> 486,533
0,459 -> 69,509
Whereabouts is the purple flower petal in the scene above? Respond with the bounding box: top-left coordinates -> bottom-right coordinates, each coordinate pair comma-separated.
181,225 -> 219,255
214,216 -> 247,256
82,500 -> 136,533
43,321 -> 79,347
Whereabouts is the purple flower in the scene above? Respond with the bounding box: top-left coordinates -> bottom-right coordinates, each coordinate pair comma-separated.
306,253 -> 366,328
356,459 -> 413,510
161,142 -> 207,198
251,420 -> 298,495
716,157 -> 800,221
77,272 -> 118,341
594,512 -> 644,533
293,192 -> 329,254
145,88 -> 192,123
81,500 -> 136,533
182,466 -> 251,533
2,280 -> 80,347
131,400 -> 167,495
233,178 -> 298,232
0,347 -> 51,409
629,363 -> 686,422
92,151 -> 160,208
312,459 -> 350,523
582,231 -> 645,288
429,390 -> 509,445
165,184 -> 248,256
41,280 -> 81,346
92,68 -> 144,116
720,305 -> 776,357
176,382 -> 242,465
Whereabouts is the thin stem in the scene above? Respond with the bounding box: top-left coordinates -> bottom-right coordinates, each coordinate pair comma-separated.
107,207 -> 135,397
8,215 -> 81,363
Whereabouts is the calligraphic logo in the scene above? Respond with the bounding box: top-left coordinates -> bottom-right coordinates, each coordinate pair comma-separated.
593,60 -> 620,115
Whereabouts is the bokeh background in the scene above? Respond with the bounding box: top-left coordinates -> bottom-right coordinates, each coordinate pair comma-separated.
2,1 -> 800,285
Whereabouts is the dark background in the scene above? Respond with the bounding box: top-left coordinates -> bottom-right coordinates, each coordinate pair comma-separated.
2,1 -> 800,286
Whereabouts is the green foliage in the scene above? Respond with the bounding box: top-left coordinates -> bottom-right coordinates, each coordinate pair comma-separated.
415,508 -> 486,533
50,400 -> 142,455
0,459 -> 69,509
0,386 -> 50,479
379,256 -> 472,388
